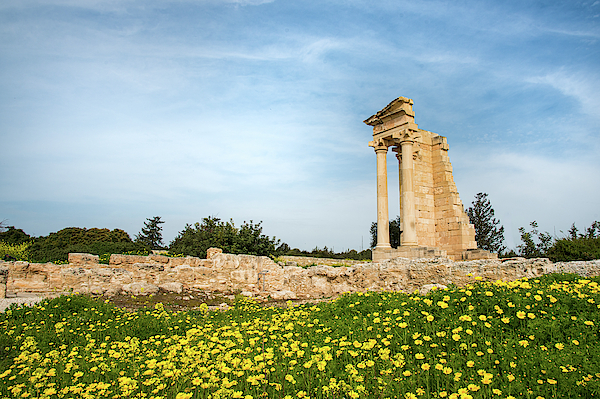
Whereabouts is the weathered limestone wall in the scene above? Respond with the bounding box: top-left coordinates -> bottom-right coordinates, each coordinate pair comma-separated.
3,251 -> 600,300
0,266 -> 8,299
408,130 -> 478,259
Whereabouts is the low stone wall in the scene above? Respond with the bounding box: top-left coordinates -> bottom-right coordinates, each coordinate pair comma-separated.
3,250 -> 600,300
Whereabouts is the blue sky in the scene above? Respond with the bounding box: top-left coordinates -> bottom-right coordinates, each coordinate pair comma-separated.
1,0 -> 599,252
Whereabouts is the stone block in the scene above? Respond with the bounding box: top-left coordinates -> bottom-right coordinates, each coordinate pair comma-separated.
134,263 -> 165,272
159,282 -> 183,293
207,248 -> 223,259
419,283 -> 448,295
122,282 -> 159,296
270,290 -> 297,300
109,254 -> 149,266
68,253 -> 99,266
0,266 -> 7,298
148,254 -> 170,263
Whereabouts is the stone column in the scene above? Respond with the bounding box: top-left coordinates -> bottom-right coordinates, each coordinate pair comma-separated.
375,144 -> 391,249
393,147 -> 402,230
400,135 -> 418,246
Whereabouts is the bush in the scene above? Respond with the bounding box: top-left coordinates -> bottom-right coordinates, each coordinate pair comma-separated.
284,246 -> 372,260
516,221 -> 600,262
547,237 -> 600,262
0,226 -> 30,245
0,241 -> 30,261
169,216 -> 283,258
28,227 -> 149,264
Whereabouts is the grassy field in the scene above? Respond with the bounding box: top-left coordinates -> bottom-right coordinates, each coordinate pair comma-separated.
1,273 -> 599,399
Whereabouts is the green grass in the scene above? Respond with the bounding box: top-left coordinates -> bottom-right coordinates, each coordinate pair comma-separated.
1,273 -> 600,399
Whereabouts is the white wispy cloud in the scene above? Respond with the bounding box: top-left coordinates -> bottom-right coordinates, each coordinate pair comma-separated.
526,70 -> 600,122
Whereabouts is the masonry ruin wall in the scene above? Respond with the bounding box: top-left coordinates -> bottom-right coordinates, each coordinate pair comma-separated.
366,97 -> 490,261
2,250 -> 599,301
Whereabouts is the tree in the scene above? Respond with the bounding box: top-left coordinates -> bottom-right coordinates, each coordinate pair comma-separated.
466,193 -> 506,254
370,216 -> 402,249
135,216 -> 165,249
169,216 -> 283,258
517,221 -> 553,258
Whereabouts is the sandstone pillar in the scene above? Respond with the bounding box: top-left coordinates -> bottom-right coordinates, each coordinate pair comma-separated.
393,147 -> 402,229
375,144 -> 391,249
400,134 -> 418,246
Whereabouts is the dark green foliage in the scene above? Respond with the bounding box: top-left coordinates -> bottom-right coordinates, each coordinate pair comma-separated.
547,221 -> 600,262
370,215 -> 401,248
28,227 -> 149,263
284,246 -> 372,260
169,216 -> 282,258
135,216 -> 165,249
466,192 -> 506,254
0,226 -> 31,245
516,221 -> 600,262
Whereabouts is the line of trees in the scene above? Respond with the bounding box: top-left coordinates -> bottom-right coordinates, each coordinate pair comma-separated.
2,203 -> 600,263
466,193 -> 599,262
0,216 -> 372,263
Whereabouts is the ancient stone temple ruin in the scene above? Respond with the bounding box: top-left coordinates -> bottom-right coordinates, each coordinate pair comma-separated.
366,96 -> 495,262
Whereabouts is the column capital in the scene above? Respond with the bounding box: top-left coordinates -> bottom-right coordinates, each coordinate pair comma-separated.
398,128 -> 420,144
369,138 -> 390,153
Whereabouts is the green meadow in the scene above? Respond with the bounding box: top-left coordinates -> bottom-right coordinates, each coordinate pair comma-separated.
1,273 -> 599,399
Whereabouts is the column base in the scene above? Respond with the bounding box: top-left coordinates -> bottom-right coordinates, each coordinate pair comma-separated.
372,246 -> 448,262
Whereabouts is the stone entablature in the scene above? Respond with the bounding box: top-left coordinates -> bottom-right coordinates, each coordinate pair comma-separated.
3,250 -> 599,300
366,97 -> 490,261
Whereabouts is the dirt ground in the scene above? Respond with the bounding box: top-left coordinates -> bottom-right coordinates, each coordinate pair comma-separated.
1,288 -> 332,312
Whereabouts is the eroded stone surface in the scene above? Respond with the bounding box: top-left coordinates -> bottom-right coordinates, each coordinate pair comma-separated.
122,282 -> 160,296
3,249 -> 600,300
0,247 -> 600,299
159,282 -> 183,294
0,266 -> 8,299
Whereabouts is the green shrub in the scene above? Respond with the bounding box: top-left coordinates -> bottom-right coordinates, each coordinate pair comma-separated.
516,221 -> 600,261
284,246 -> 372,261
28,227 -> 149,264
547,237 -> 600,262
